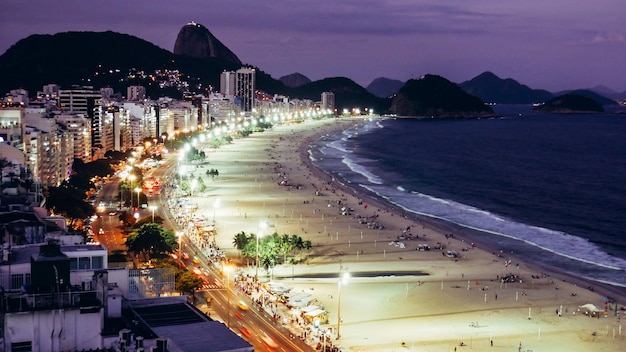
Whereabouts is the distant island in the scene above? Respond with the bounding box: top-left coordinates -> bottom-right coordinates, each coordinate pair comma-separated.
533,94 -> 604,113
390,75 -> 496,118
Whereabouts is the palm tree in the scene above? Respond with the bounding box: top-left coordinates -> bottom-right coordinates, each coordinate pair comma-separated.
302,240 -> 312,262
290,234 -> 305,257
233,231 -> 250,256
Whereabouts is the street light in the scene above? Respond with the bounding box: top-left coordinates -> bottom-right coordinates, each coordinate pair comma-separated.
128,174 -> 137,208
213,197 -> 220,223
256,221 -> 268,279
190,178 -> 198,196
176,231 -> 183,259
134,187 -> 141,208
337,272 -> 350,339
223,265 -> 233,328
149,205 -> 157,222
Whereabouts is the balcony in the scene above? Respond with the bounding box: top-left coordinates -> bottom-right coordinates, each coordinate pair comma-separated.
1,288 -> 103,313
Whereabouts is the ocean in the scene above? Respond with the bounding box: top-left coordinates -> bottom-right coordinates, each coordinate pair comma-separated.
310,106 -> 626,288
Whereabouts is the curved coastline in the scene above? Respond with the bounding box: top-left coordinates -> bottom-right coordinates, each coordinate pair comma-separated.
191,115 -> 625,351
301,117 -> 626,304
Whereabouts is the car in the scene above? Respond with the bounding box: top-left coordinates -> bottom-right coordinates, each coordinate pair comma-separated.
238,301 -> 250,311
192,256 -> 200,264
192,267 -> 202,276
182,252 -> 190,260
261,335 -> 278,349
108,211 -> 117,216
239,327 -> 252,337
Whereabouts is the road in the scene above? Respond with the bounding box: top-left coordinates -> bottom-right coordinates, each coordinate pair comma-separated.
95,153 -> 314,351
182,249 -> 314,352
93,177 -> 127,252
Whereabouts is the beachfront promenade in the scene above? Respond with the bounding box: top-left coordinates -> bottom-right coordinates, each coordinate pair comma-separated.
167,116 -> 625,351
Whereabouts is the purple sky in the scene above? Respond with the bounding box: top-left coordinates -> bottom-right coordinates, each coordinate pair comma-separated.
2,0 -> 625,92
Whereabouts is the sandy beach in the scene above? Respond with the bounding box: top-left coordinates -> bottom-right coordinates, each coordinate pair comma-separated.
182,117 -> 625,351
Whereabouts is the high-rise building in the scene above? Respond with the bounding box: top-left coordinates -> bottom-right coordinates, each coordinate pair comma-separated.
220,71 -> 236,98
235,67 -> 256,113
58,86 -> 101,160
24,108 -> 73,188
321,91 -> 335,112
127,85 -> 146,101
58,86 -> 100,118
54,112 -> 91,163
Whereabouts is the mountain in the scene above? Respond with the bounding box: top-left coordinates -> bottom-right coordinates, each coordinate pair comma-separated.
0,30 -> 293,99
0,29 -> 385,111
458,71 -> 553,104
0,31 -> 176,96
279,73 -> 311,87
588,85 -> 619,99
366,77 -> 405,98
294,77 -> 390,113
533,94 -> 604,113
390,74 -> 494,118
173,22 -> 241,65
551,89 -> 616,106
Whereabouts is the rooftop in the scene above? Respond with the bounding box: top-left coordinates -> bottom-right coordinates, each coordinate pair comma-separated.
128,298 -> 253,352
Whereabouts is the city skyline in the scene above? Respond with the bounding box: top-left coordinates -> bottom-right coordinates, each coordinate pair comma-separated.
1,0 -> 625,92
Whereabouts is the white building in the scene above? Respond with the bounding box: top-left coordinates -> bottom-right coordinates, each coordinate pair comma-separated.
219,71 -> 236,98
321,91 -> 335,112
54,112 -> 91,163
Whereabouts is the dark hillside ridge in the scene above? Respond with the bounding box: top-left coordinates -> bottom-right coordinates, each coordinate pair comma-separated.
279,73 -> 311,87
533,94 -> 604,113
366,77 -> 405,98
458,71 -> 553,104
551,89 -> 616,106
391,74 -> 494,118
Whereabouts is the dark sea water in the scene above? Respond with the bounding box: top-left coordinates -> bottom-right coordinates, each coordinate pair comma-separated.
310,107 -> 626,288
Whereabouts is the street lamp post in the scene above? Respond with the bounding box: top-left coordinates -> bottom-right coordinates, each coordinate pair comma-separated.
256,221 -> 268,279
149,205 -> 157,222
134,187 -> 141,208
337,272 -> 350,339
224,265 -> 233,328
255,232 -> 263,280
213,197 -> 220,223
190,178 -> 198,197
119,175 -> 126,210
176,231 -> 183,259
128,174 -> 136,208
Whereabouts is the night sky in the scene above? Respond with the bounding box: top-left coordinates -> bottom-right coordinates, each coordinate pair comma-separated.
2,0 -> 625,92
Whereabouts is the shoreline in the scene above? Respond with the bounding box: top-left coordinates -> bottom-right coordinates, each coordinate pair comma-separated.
187,116 -> 624,351
300,118 -> 626,304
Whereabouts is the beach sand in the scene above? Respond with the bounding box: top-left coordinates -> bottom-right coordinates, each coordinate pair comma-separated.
184,117 -> 625,351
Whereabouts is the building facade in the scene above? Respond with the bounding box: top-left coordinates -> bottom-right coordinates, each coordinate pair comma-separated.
235,67 -> 256,113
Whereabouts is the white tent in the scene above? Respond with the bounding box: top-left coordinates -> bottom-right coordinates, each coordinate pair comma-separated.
287,292 -> 314,307
579,303 -> 602,313
304,308 -> 326,317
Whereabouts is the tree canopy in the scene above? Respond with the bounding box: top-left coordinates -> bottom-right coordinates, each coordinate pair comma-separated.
235,231 -> 312,272
176,270 -> 204,296
45,182 -> 95,228
126,223 -> 177,261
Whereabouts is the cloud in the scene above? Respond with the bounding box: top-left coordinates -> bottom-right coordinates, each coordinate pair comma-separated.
567,32 -> 626,46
